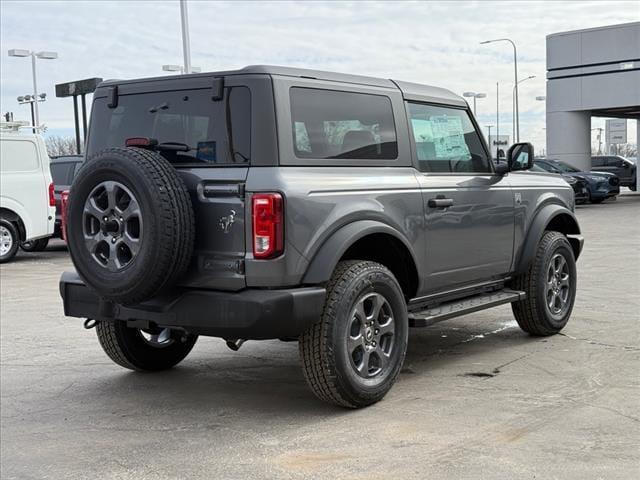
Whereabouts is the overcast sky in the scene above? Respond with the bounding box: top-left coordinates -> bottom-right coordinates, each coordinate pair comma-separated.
1,0 -> 638,152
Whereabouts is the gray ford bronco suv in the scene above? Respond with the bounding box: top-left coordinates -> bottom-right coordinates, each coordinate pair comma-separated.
61,66 -> 583,408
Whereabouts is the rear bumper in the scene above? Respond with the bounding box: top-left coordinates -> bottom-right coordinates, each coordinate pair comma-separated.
59,271 -> 326,340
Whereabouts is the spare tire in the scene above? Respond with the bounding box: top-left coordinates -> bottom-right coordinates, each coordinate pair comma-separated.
67,147 -> 195,304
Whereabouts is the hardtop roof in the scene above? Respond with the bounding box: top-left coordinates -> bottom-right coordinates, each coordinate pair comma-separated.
97,65 -> 466,107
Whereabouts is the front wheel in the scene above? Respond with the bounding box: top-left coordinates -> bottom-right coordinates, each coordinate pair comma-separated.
0,218 -> 20,263
299,261 -> 408,408
511,231 -> 577,336
96,320 -> 197,371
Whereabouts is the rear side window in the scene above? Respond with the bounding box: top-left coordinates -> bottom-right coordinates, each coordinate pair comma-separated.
290,87 -> 397,160
591,157 -> 605,167
88,87 -> 251,165
407,102 -> 491,174
0,140 -> 39,172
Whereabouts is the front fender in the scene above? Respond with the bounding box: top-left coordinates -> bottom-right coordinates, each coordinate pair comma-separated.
302,220 -> 418,284
515,204 -> 581,274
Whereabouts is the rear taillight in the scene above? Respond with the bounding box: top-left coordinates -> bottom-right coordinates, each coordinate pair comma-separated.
61,190 -> 70,242
252,193 -> 283,259
48,182 -> 55,207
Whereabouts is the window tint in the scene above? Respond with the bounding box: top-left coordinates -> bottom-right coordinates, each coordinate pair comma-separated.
50,163 -> 73,185
407,103 -> 490,173
591,157 -> 605,167
88,87 -> 251,165
290,88 -> 397,160
607,157 -> 623,167
0,140 -> 39,172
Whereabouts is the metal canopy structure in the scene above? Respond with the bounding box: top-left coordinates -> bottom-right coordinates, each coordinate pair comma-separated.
55,77 -> 102,154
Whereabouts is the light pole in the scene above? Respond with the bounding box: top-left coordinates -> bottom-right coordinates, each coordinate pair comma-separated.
162,64 -> 201,74
486,125 -> 494,152
17,93 -> 46,133
463,92 -> 486,116
481,38 -> 519,141
512,75 -> 535,142
496,82 -> 500,159
8,49 -> 58,129
180,0 -> 192,74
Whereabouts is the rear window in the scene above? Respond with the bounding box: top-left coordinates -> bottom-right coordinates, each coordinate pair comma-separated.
87,86 -> 251,165
290,87 -> 397,160
50,162 -> 74,185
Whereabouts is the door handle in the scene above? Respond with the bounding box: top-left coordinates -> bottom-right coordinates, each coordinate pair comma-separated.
428,197 -> 454,208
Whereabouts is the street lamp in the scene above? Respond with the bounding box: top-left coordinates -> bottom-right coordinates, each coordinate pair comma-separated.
485,125 -> 494,150
180,0 -> 192,74
162,64 -> 201,74
481,38 -> 520,141
512,75 -> 535,142
17,93 -> 47,133
463,91 -> 486,116
8,49 -> 58,128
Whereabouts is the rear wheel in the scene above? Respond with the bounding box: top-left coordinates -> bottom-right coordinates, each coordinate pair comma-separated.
511,231 -> 577,336
20,238 -> 49,252
0,219 -> 20,263
96,320 -> 197,371
299,261 -> 408,408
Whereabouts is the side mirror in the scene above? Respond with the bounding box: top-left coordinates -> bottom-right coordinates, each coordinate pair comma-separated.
507,142 -> 534,171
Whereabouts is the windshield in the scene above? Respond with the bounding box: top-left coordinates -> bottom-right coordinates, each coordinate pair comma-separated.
551,161 -> 580,173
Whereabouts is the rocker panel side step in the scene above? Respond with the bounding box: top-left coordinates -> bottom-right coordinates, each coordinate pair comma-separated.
408,289 -> 525,328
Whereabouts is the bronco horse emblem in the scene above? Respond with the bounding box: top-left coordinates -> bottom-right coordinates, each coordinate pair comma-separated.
218,209 -> 236,234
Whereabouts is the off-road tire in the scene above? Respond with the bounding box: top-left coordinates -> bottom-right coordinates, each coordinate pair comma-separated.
511,231 -> 577,336
96,320 -> 197,371
20,238 -> 49,252
67,147 -> 195,304
0,218 -> 20,263
299,260 -> 408,408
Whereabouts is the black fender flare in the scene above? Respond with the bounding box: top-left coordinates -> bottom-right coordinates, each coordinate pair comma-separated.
302,220 -> 418,285
515,204 -> 582,274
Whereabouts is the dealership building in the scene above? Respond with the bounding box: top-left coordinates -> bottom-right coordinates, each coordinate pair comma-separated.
546,21 -> 639,187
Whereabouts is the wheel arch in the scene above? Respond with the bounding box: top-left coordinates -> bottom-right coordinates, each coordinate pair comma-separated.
0,207 -> 27,241
302,220 -> 419,299
515,204 -> 582,274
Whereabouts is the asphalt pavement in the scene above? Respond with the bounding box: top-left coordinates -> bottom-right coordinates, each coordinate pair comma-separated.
1,192 -> 638,479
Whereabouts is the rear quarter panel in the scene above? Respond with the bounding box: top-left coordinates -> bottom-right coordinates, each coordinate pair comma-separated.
244,167 -> 425,288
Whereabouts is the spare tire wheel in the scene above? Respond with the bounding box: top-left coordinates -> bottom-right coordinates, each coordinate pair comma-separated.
67,147 -> 195,304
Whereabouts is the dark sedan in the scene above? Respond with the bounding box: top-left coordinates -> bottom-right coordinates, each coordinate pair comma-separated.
534,158 -> 619,204
529,163 -> 589,204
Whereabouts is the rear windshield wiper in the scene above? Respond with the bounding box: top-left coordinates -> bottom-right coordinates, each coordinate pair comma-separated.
125,137 -> 192,152
156,142 -> 192,152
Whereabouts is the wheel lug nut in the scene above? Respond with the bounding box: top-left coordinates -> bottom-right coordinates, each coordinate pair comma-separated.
375,329 -> 379,334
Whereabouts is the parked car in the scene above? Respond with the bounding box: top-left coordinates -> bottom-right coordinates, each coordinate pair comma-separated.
529,163 -> 589,204
534,158 -> 620,203
49,155 -> 83,238
591,155 -> 636,191
60,66 -> 583,408
0,122 -> 56,262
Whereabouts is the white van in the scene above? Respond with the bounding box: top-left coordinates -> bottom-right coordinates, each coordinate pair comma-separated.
0,123 -> 56,262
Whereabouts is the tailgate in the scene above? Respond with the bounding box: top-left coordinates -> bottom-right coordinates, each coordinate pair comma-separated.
178,167 -> 248,291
